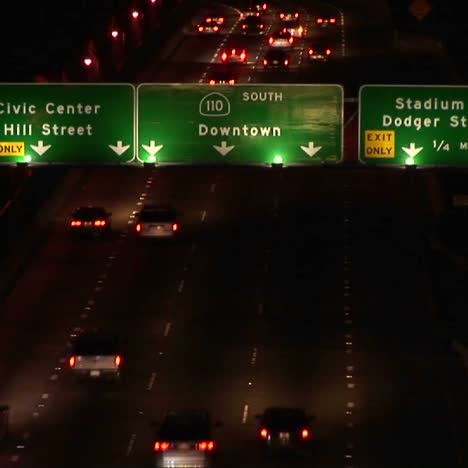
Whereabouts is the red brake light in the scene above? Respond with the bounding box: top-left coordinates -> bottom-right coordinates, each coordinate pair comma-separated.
240,51 -> 246,60
198,441 -> 215,450
172,223 -> 178,231
260,24 -> 264,28
268,37 -> 273,44
209,80 -> 215,85
136,223 -> 141,232
114,355 -> 121,367
317,18 -> 323,23
229,79 -> 235,85
206,18 -> 212,22
242,24 -> 246,29
213,26 -> 218,31
263,3 -> 267,9
308,48 -> 313,55
69,356 -> 75,367
260,428 -> 268,438
284,59 -> 289,65
280,13 -> 284,18
330,18 -> 336,23
198,26 -> 203,32
94,220 -> 106,226
154,442 -> 170,451
263,59 -> 267,65
221,52 -> 227,61
295,12 -> 299,18
301,429 -> 309,438
71,220 -> 82,227
326,49 -> 331,55
289,37 -> 293,43
219,17 -> 224,23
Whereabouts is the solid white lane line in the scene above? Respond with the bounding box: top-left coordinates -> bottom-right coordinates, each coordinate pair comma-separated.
164,322 -> 172,337
242,404 -> 249,424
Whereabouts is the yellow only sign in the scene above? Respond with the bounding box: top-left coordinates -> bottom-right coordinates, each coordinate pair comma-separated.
364,130 -> 395,158
0,142 -> 25,156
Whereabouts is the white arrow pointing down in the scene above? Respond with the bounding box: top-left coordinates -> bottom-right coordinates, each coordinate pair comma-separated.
30,140 -> 51,156
300,141 -> 322,157
402,142 -> 423,159
109,140 -> 130,156
141,140 -> 164,156
213,141 -> 234,156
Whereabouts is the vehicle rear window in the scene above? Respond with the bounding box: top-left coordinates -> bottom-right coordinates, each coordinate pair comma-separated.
160,413 -> 210,440
139,210 -> 175,222
73,336 -> 119,355
74,207 -> 106,220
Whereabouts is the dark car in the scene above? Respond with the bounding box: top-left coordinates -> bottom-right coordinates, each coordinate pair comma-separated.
240,16 -> 265,33
68,331 -> 123,382
70,206 -> 112,237
135,204 -> 179,238
263,49 -> 290,69
153,410 -> 216,468
207,67 -> 237,85
307,44 -> 333,61
257,407 -> 313,450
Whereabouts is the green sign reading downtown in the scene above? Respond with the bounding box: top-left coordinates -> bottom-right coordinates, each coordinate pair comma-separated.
137,84 -> 343,165
0,84 -> 135,164
359,85 -> 468,166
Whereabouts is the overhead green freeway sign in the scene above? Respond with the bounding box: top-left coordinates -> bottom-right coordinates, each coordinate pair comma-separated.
137,84 -> 343,165
0,84 -> 135,164
359,85 -> 468,166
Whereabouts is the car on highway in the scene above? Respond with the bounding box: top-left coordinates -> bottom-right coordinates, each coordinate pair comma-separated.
263,49 -> 290,69
207,68 -> 237,85
68,330 -> 123,382
134,204 -> 179,238
257,407 -> 313,451
315,15 -> 338,27
282,20 -> 305,39
267,29 -> 294,48
197,18 -> 222,33
69,206 -> 112,237
307,44 -> 333,61
240,15 -> 265,33
153,410 -> 217,468
220,47 -> 247,63
279,9 -> 300,21
204,15 -> 224,25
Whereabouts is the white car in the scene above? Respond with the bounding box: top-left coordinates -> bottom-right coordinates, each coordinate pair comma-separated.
135,204 -> 179,238
282,21 -> 305,38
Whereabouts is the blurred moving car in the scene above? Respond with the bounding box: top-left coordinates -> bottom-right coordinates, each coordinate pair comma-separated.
257,407 -> 313,451
207,68 -> 237,85
240,5 -> 261,18
279,9 -> 299,21
70,206 -> 112,237
282,20 -> 305,38
240,16 -> 265,33
220,47 -> 247,63
153,410 -> 217,468
68,331 -> 123,382
263,49 -> 290,69
307,44 -> 333,61
267,30 -> 294,47
197,18 -> 222,33
135,204 -> 178,238
315,16 -> 337,27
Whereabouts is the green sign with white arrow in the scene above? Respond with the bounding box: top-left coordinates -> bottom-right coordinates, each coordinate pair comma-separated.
0,84 -> 135,164
137,84 -> 343,165
359,85 -> 468,166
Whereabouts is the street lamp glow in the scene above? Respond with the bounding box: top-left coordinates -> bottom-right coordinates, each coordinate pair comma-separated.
23,155 -> 32,163
147,155 -> 156,163
273,155 -> 283,164
405,156 -> 415,166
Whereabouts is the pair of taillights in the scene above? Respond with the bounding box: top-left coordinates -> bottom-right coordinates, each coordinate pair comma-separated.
71,220 -> 107,227
135,223 -> 178,232
69,355 -> 122,367
308,48 -> 332,55
209,79 -> 235,85
269,37 -> 293,44
317,18 -> 336,24
263,59 -> 289,65
199,25 -> 219,31
280,12 -> 299,19
260,428 -> 310,438
154,441 -> 215,451
221,50 -> 246,61
242,24 -> 264,29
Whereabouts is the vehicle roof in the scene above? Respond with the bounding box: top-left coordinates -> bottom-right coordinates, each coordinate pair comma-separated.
73,206 -> 108,216
159,411 -> 211,440
265,48 -> 287,57
261,407 -> 308,428
72,332 -> 120,355
271,30 -> 291,37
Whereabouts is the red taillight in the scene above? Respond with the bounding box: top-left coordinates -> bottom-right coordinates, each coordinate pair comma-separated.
268,37 -> 273,44
263,3 -> 267,10
198,26 -> 203,32
260,24 -> 264,28
209,80 -> 215,85
330,18 -> 336,23
263,59 -> 267,65
94,220 -> 106,226
242,24 -> 247,29
308,48 -> 313,55
172,223 -> 178,231
326,49 -> 331,55
280,13 -> 284,18
114,355 -> 121,367
198,441 -> 215,450
289,37 -> 293,43
136,223 -> 141,232
295,12 -> 299,18
284,59 -> 289,65
206,18 -> 212,22
154,442 -> 170,451
229,79 -> 235,85
214,26 -> 219,31
317,18 -> 323,23
221,52 -> 227,61
260,428 -> 268,438
69,356 -> 75,367
301,429 -> 309,438
219,17 -> 224,23
240,52 -> 246,61
71,220 -> 82,227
